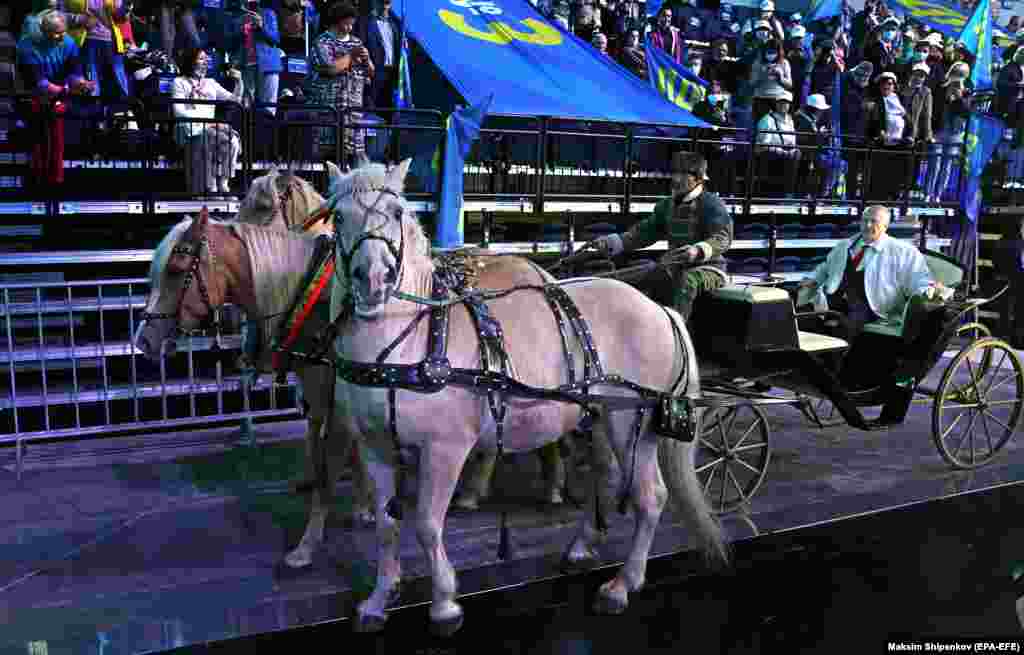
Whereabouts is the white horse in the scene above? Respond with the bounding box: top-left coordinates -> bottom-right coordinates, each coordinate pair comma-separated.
327,160 -> 729,634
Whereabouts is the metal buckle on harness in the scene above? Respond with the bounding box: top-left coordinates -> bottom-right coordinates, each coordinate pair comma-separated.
419,356 -> 452,390
655,395 -> 696,442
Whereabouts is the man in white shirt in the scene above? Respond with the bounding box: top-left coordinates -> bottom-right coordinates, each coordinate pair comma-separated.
797,205 -> 936,341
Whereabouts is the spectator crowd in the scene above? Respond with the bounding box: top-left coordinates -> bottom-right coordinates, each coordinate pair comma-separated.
10,0 -> 1024,202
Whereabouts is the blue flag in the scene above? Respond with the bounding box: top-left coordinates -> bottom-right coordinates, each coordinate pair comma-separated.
956,0 -> 993,92
393,33 -> 414,109
644,35 -> 709,115
435,94 -> 494,249
803,0 -> 842,25
959,112 -> 1004,223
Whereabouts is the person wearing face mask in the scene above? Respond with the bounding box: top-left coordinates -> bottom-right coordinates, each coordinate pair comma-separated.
741,20 -> 773,59
794,93 -> 831,196
902,62 -> 934,200
750,38 -> 792,120
592,31 -> 611,57
864,17 -> 901,78
694,81 -> 738,194
592,151 -> 732,323
787,25 -> 810,108
866,71 -> 914,200
650,6 -> 683,64
16,9 -> 96,187
742,0 -> 784,43
842,61 -> 874,198
924,62 -> 971,203
686,51 -> 703,78
172,46 -> 244,195
755,92 -> 800,195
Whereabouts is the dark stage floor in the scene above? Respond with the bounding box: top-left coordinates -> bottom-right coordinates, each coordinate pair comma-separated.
2,350 -> 1024,654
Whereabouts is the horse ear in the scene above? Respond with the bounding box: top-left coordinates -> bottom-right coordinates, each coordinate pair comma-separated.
198,206 -> 210,229
385,158 -> 413,190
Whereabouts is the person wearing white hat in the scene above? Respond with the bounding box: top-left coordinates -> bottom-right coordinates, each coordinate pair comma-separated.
750,36 -> 792,119
902,61 -> 934,200
742,0 -> 784,43
755,90 -> 800,195
787,24 -> 810,107
925,61 -> 971,202
794,93 -> 831,196
866,71 -> 911,198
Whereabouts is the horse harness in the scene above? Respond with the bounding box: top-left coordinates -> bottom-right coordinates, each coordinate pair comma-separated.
328,186 -> 700,537
140,215 -> 227,348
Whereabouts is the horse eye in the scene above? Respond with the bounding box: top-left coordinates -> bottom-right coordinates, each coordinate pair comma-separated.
384,266 -> 397,283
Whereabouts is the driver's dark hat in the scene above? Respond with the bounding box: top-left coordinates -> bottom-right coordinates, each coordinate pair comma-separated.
672,151 -> 710,181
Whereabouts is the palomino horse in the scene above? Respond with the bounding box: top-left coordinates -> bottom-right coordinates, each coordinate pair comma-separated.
326,160 -> 728,634
237,163 -> 571,514
132,211 -> 575,570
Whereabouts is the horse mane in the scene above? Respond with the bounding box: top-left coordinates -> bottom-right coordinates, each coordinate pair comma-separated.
226,222 -> 321,330
327,161 -> 434,267
237,169 -> 327,234
150,216 -> 320,335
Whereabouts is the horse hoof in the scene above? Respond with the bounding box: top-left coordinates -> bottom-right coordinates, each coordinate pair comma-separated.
430,612 -> 464,637
282,550 -> 314,569
353,612 -> 388,633
560,551 -> 600,575
546,490 -> 564,506
592,593 -> 628,616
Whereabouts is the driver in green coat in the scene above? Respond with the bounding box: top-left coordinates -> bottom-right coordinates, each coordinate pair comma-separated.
593,151 -> 734,321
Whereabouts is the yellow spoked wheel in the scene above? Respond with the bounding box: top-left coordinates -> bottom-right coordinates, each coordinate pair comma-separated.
932,337 -> 1024,469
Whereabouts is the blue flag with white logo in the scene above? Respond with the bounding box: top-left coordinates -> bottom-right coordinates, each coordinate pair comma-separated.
957,0 -> 993,92
644,35 -> 709,115
959,112 -> 1003,224
435,93 -> 494,249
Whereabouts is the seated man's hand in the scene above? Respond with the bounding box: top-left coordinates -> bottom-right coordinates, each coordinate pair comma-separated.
590,234 -> 622,257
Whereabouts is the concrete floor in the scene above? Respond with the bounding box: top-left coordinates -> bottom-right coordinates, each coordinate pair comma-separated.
0,350 -> 1022,654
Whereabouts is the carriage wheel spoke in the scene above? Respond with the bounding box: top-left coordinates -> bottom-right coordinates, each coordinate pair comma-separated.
940,408 -> 969,441
732,455 -> 764,476
719,463 -> 728,510
732,419 -> 760,450
979,410 -> 995,455
726,468 -> 747,504
964,357 -> 983,402
951,409 -> 980,461
984,374 -> 1017,398
940,402 -> 984,410
981,409 -> 1015,435
701,461 -> 721,494
696,457 -> 724,475
982,351 -> 1009,396
984,399 -> 1022,406
699,437 -> 723,456
734,441 -> 768,454
720,408 -> 739,448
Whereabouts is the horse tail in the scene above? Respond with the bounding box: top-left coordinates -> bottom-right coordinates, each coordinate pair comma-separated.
656,306 -> 731,570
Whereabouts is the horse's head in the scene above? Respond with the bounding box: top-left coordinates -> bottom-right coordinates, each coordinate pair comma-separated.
325,157 -> 425,319
238,166 -> 327,233
134,208 -> 231,360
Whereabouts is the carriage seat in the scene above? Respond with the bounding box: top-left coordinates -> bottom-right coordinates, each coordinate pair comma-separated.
861,250 -> 964,339
707,284 -> 848,353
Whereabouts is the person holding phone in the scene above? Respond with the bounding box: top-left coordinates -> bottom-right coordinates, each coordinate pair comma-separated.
305,0 -> 373,167
235,0 -> 283,115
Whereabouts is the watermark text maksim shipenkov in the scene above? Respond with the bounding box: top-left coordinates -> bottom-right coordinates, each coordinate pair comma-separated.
887,641 -> 1023,653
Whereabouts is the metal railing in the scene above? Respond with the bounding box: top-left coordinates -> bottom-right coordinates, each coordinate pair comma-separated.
0,274 -> 302,479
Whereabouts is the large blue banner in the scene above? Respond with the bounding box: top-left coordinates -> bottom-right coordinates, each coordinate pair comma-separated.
644,36 -> 709,114
886,0 -> 1012,47
393,0 -> 707,126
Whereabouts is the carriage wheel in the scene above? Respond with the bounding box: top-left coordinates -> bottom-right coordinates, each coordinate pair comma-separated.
932,338 -> 1024,469
696,404 -> 772,514
953,322 -> 994,379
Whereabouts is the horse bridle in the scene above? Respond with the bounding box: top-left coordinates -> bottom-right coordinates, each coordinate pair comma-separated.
332,186 -> 406,309
140,216 -> 225,343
